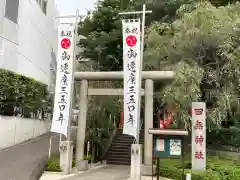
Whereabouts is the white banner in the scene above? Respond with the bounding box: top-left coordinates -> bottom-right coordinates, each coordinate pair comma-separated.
191,102 -> 206,171
122,19 -> 141,138
51,21 -> 75,137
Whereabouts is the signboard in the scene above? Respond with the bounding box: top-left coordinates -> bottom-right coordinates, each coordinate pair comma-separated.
156,139 -> 165,151
191,102 -> 206,171
169,139 -> 181,156
153,136 -> 183,158
122,19 -> 141,138
51,21 -> 75,137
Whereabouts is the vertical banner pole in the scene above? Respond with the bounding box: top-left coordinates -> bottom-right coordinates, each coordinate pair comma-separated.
140,4 -> 146,70
51,16 -> 76,136
52,9 -> 80,174
122,18 -> 141,140
122,18 -> 141,180
120,3 -> 151,142
67,9 -> 79,141
119,5 -> 152,180
48,136 -> 52,159
87,141 -> 90,158
136,4 -> 146,144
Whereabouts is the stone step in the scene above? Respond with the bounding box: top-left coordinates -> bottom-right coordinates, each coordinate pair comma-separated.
105,128 -> 145,166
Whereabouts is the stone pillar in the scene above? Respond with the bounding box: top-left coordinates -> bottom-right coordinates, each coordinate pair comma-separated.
144,79 -> 153,165
76,80 -> 88,170
131,144 -> 142,179
59,141 -> 73,174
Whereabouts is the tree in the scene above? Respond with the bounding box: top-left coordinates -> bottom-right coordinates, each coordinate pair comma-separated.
77,0 -> 240,130
145,2 -> 240,129
78,0 -> 124,71
209,0 -> 239,7
78,0 -> 198,71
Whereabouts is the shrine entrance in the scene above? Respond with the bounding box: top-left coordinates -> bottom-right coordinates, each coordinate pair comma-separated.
74,71 -> 174,170
119,107 -> 144,129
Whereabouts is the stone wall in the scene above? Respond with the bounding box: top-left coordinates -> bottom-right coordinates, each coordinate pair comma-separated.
0,115 -> 51,149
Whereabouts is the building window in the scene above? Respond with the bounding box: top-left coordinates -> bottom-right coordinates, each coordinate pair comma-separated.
43,0 -> 47,14
5,0 -> 20,23
37,0 -> 47,15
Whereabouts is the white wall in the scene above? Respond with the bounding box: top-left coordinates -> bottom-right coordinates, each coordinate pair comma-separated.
0,1 -> 57,149
0,115 -> 51,149
0,0 -> 57,85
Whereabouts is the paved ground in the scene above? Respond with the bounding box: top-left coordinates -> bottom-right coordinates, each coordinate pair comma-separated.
62,165 -> 130,180
59,165 -> 171,180
0,133 -> 59,180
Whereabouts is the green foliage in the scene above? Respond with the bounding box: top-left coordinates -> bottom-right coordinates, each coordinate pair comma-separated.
46,155 -> 61,172
78,0 -> 124,71
46,154 -> 76,172
0,69 -> 53,118
145,2 -> 240,127
209,0 -> 240,7
159,157 -> 240,180
77,0 -> 240,129
143,0 -> 199,25
83,154 -> 92,161
207,128 -> 240,148
78,0 -> 197,71
161,62 -> 204,128
74,61 -> 121,127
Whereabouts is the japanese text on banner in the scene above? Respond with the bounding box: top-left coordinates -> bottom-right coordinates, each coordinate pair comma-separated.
51,22 -> 75,137
122,19 -> 141,138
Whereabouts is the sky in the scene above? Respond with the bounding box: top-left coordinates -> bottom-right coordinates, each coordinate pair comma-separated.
56,0 -> 97,16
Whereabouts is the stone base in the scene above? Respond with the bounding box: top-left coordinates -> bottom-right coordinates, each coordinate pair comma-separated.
76,160 -> 88,171
141,164 -> 156,176
59,141 -> 73,174
131,144 -> 142,178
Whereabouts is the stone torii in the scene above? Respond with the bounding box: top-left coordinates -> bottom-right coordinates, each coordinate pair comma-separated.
74,70 -> 175,174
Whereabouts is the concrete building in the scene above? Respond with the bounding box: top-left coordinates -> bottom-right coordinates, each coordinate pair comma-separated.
0,0 -> 58,89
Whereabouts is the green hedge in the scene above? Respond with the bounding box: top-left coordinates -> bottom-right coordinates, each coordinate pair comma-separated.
158,157 -> 240,180
207,128 -> 240,148
0,69 -> 53,118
